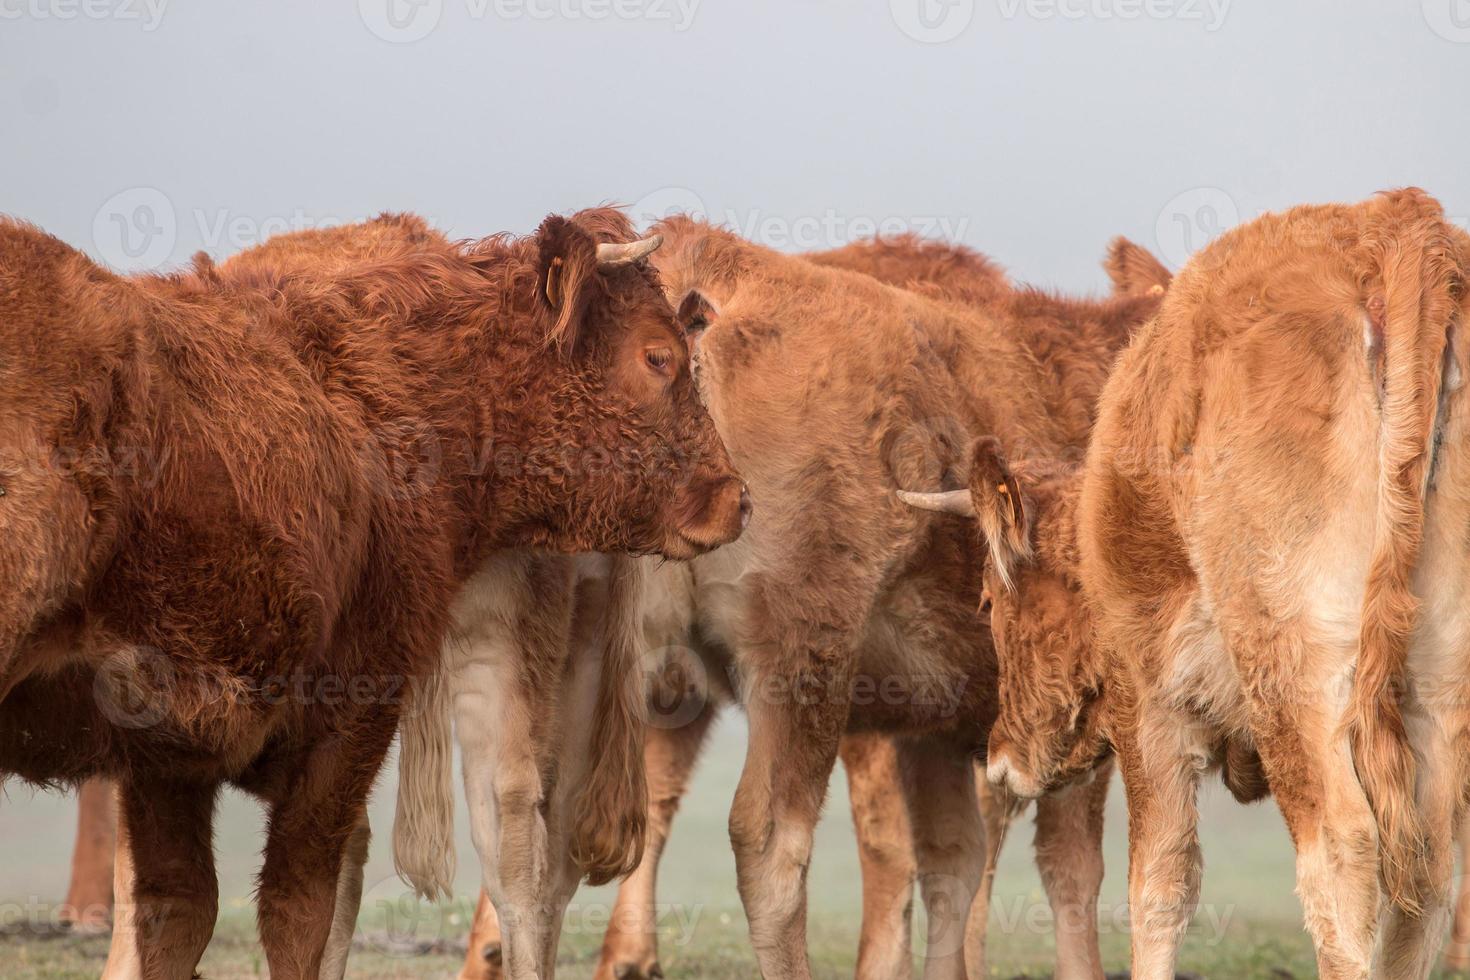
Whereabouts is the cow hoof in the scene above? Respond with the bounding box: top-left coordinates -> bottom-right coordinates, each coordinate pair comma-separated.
611,960 -> 664,980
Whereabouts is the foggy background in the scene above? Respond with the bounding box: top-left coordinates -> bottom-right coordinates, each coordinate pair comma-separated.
0,0 -> 1463,971
3,1 -> 1466,291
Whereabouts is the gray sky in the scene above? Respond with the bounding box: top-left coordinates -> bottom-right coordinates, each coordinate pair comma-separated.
3,0 -> 1466,292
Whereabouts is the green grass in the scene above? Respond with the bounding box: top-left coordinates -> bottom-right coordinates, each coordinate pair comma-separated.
3,714 -> 1466,978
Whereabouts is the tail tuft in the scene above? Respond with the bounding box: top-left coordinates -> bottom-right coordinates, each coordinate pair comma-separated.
570,556 -> 649,886
393,662 -> 457,902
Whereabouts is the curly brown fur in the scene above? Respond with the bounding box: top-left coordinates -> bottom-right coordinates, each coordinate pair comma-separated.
0,207 -> 743,979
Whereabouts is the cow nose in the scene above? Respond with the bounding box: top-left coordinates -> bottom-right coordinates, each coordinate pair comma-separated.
738,485 -> 753,528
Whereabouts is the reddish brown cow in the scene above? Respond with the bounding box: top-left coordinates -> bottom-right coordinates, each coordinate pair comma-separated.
0,208 -> 745,980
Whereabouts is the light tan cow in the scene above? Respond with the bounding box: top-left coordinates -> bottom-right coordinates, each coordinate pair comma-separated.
1078,189 -> 1470,979
524,216 -> 1182,980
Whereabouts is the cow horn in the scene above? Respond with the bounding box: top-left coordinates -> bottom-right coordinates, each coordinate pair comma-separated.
896,488 -> 976,517
596,235 -> 663,269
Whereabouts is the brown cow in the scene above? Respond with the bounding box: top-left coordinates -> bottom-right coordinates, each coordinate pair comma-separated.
0,207 -> 745,980
907,284 -> 1470,980
1076,190 -> 1470,978
573,233 -> 1166,980
87,223 -> 665,980
563,216 -> 1171,980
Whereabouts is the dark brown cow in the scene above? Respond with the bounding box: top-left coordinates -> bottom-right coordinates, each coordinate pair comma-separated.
0,208 -> 745,980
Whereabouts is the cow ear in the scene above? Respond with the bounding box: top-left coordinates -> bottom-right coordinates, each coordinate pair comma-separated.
536,214 -> 601,355
1104,237 -> 1172,298
968,436 -> 1033,591
676,289 -> 719,353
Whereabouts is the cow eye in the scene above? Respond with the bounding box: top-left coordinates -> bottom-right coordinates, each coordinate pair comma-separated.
645,347 -> 674,375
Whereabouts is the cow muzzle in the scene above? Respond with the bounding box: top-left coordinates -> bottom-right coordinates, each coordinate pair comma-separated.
662,476 -> 750,559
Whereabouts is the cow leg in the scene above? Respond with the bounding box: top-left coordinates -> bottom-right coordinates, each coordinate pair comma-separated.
117,777 -> 219,980
595,692 -> 723,980
1249,702 -> 1378,980
319,808 -> 371,980
103,797 -> 363,980
537,617 -> 633,980
457,653 -> 568,980
964,772 -> 1015,980
101,789 -> 142,980
895,735 -> 985,980
1034,760 -> 1110,980
461,892 -> 506,980
257,733 -> 391,980
729,664 -> 852,980
841,733 -> 915,980
60,776 -> 116,934
1115,707 -> 1204,980
1446,819 -> 1470,972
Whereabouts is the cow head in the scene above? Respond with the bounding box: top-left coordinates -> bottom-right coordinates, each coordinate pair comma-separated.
509,210 -> 749,560
898,436 -> 1107,797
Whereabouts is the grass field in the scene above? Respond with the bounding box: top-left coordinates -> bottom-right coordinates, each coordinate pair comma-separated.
2,713 -> 1460,979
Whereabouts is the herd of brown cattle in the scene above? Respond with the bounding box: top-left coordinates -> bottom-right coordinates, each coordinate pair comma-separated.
4,188 -> 1470,980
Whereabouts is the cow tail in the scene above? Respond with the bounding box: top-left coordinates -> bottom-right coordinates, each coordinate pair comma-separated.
570,555 -> 649,886
1349,224 -> 1459,916
392,651 -> 457,902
